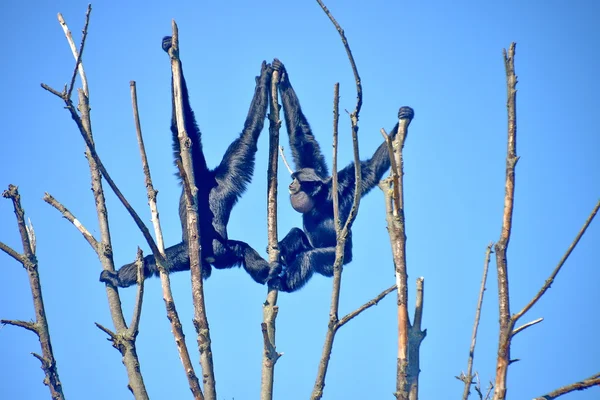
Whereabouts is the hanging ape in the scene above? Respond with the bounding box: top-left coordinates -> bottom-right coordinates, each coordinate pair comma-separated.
268,58 -> 414,292
100,36 -> 280,287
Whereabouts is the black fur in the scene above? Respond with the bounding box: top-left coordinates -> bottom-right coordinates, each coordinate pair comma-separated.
99,36 -> 280,288
268,58 -> 414,292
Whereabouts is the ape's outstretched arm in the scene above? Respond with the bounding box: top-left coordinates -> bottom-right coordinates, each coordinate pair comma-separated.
162,36 -> 208,181
213,61 -> 272,206
273,59 -> 329,179
337,106 -> 414,199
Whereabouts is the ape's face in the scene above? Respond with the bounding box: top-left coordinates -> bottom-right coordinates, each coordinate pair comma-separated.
289,169 -> 323,214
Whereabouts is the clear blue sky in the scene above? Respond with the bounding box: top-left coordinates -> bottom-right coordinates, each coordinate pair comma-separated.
1,0 -> 599,399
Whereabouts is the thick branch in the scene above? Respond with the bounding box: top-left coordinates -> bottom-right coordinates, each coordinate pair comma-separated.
493,42 -> 518,400
168,22 -> 216,400
261,65 -> 282,400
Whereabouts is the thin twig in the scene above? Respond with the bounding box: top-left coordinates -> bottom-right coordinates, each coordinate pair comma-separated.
462,243 -> 493,400
278,146 -> 294,174
130,80 -> 203,399
57,5 -> 90,97
511,317 -> 543,337
128,248 -> 145,337
338,285 -> 396,328
43,193 -> 99,252
512,199 -> 600,322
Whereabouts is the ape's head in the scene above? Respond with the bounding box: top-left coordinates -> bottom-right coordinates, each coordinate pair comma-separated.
289,168 -> 326,214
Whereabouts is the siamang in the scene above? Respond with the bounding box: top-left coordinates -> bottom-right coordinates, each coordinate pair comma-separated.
100,36 -> 280,288
269,58 -> 414,292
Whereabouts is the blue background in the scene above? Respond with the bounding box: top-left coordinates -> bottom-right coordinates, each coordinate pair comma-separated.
1,1 -> 599,399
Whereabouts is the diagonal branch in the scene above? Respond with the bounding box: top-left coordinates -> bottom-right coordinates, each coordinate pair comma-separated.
512,199 -> 600,322
129,80 -> 203,399
534,372 -> 600,400
462,243 -> 493,400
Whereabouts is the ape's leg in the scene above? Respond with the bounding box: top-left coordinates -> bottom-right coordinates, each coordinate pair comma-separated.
275,246 -> 337,292
99,242 -> 212,288
278,227 -> 312,266
212,61 -> 272,206
215,240 -> 281,284
272,59 -> 329,178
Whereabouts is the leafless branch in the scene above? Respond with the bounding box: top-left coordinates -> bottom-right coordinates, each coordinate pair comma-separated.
130,80 -> 203,399
1,185 -> 65,399
492,42 -> 518,400
168,22 -> 216,400
513,199 -> 600,322
128,249 -> 145,337
533,372 -> 600,400
58,5 -> 90,97
43,193 -> 99,252
311,1 -> 365,390
338,285 -> 396,328
45,8 -> 149,397
462,243 -> 493,400
0,241 -> 25,263
278,146 -> 294,174
511,317 -> 543,337
1,319 -> 37,333
261,64 -> 283,400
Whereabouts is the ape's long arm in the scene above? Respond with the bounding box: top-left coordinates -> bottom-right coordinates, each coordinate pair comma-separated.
274,59 -> 329,179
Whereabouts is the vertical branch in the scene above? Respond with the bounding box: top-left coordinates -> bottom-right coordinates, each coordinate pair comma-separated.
311,2 -> 366,398
43,8 -> 149,397
1,185 -> 65,400
408,277 -> 426,400
493,43 -> 518,400
260,67 -> 282,400
380,105 -> 417,400
167,21 -> 217,400
461,244 -> 493,400
394,112 -> 411,400
311,83 -> 342,400
130,82 -> 204,399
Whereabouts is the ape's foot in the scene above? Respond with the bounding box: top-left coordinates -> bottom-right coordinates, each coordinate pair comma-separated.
268,276 -> 289,292
99,270 -> 121,287
162,36 -> 173,53
271,58 -> 287,83
268,261 -> 282,280
398,106 -> 414,121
